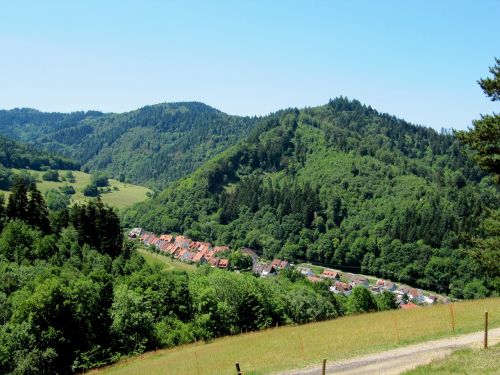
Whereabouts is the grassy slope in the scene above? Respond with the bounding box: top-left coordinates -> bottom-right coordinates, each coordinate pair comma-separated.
137,248 -> 196,272
1,169 -> 151,210
403,344 -> 500,374
91,298 -> 500,375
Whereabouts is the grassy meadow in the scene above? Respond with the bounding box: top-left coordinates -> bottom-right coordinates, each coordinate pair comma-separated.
403,343 -> 500,374
138,248 -> 196,272
90,297 -> 500,375
1,169 -> 151,210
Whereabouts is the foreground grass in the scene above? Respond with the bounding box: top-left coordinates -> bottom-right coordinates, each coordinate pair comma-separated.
403,344 -> 500,374
138,248 -> 196,272
91,298 -> 500,375
2,169 -> 151,210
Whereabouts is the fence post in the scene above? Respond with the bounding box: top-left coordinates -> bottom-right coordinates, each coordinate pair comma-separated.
484,311 -> 488,349
448,304 -> 455,333
322,358 -> 327,375
235,362 -> 242,375
195,352 -> 201,375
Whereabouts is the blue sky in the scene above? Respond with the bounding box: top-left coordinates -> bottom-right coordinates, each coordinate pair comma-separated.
0,1 -> 498,130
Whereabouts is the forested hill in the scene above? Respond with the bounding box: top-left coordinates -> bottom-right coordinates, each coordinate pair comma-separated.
0,135 -> 79,170
0,135 -> 80,189
123,97 -> 499,298
0,103 -> 259,188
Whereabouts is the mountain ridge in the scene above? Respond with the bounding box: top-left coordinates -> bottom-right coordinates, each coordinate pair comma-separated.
0,102 -> 260,188
122,97 -> 498,298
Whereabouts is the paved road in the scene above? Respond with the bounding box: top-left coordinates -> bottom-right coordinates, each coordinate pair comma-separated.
277,328 -> 500,375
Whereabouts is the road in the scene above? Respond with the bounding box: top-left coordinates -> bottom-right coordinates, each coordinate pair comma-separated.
277,328 -> 500,375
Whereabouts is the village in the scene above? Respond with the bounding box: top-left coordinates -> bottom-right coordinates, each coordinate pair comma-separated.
129,228 -> 442,309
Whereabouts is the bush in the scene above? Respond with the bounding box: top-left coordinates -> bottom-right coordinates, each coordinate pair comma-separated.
59,184 -> 76,195
91,173 -> 109,187
65,171 -> 76,183
42,169 -> 59,182
82,184 -> 100,197
45,189 -> 70,211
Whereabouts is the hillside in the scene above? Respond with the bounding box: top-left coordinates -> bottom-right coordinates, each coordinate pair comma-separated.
0,169 -> 150,210
123,97 -> 500,297
0,134 -> 80,190
90,297 -> 500,375
0,103 -> 259,188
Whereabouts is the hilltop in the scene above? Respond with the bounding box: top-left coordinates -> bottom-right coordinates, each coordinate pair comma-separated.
0,103 -> 259,189
123,97 -> 499,298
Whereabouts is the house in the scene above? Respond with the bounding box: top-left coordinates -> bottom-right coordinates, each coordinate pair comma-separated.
150,237 -> 160,248
252,263 -> 265,275
174,236 -> 192,249
159,242 -> 171,253
213,245 -> 230,253
270,259 -> 290,270
384,281 -> 397,292
321,269 -> 340,280
349,276 -> 369,288
197,242 -> 212,253
177,250 -> 194,262
424,295 -> 438,305
145,236 -> 159,246
166,243 -> 179,255
261,264 -> 277,277
397,287 -> 425,303
376,279 -> 397,291
400,302 -> 419,309
209,258 -> 220,267
332,281 -> 352,296
128,228 -> 142,238
218,259 -> 229,269
370,286 -> 383,294
307,275 -> 322,283
192,251 -> 208,264
141,233 -> 156,245
159,234 -> 174,243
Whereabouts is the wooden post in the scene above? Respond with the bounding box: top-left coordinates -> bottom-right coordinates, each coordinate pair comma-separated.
484,311 -> 488,349
392,316 -> 400,343
195,352 -> 201,375
299,337 -> 305,360
322,358 -> 327,375
235,362 -> 242,375
448,304 -> 455,333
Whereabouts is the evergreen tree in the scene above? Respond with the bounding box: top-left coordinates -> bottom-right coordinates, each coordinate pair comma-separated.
27,183 -> 51,234
456,58 -> 500,294
69,199 -> 123,258
6,177 -> 29,222
457,58 -> 500,182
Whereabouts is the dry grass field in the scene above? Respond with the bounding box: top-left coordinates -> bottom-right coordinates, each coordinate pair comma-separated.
90,297 -> 500,375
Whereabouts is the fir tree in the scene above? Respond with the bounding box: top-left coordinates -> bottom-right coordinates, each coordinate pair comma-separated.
6,177 -> 29,222
27,183 -> 51,234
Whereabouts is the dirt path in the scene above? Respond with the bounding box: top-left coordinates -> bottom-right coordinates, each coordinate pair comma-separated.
277,328 -> 500,375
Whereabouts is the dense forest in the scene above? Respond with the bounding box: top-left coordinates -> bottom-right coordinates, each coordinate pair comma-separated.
0,103 -> 259,189
123,97 -> 500,298
0,179 -> 395,374
0,135 -> 79,190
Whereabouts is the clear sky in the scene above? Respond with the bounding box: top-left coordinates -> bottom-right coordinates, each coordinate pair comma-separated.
0,1 -> 498,130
